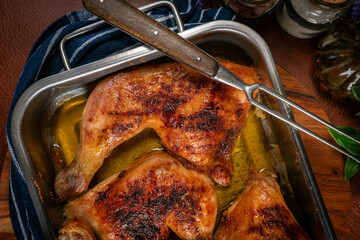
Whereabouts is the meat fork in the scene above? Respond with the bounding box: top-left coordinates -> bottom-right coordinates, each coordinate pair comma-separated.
83,0 -> 360,163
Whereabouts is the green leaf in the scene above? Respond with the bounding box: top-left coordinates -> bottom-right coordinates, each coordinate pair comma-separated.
327,126 -> 357,148
352,86 -> 360,102
344,157 -> 360,181
356,112 -> 360,117
328,126 -> 357,135
337,135 -> 360,156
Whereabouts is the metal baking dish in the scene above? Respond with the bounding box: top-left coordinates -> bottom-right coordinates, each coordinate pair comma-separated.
10,19 -> 335,239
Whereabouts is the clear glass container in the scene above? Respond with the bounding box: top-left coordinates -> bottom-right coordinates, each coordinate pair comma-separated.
275,0 -> 355,39
315,19 -> 360,98
222,0 -> 282,19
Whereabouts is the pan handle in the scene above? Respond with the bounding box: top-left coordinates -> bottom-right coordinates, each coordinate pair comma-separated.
83,0 -> 220,77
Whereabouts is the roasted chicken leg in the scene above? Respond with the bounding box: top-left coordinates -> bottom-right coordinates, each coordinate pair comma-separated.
214,173 -> 310,240
62,151 -> 217,240
55,62 -> 258,201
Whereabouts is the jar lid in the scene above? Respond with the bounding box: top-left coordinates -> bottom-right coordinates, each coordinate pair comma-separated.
310,0 -> 355,10
240,0 -> 276,4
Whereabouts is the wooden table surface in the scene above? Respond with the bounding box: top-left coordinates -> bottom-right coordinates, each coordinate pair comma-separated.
0,0 -> 359,239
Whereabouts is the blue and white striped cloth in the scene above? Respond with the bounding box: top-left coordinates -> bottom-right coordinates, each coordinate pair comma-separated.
6,0 -> 235,239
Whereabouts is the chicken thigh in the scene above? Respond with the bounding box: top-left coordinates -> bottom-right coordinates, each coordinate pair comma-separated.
55,61 -> 258,201
61,151 -> 217,240
214,173 -> 310,240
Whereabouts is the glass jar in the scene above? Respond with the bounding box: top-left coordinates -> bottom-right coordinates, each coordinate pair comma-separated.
275,0 -> 355,39
315,19 -> 360,98
222,0 -> 282,19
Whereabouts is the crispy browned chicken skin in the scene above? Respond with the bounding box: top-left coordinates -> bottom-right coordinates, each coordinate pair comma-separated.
63,151 -> 217,240
55,62 -> 258,201
214,173 -> 310,240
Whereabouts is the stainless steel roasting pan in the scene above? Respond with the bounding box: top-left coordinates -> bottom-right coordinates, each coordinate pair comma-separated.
10,20 -> 336,239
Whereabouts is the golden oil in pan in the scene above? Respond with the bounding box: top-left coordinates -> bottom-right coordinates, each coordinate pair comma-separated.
48,94 -> 281,219
94,128 -> 163,183
46,94 -> 87,174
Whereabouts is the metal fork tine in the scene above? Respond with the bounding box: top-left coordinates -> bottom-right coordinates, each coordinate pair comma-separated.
246,84 -> 360,163
256,85 -> 360,144
213,65 -> 360,162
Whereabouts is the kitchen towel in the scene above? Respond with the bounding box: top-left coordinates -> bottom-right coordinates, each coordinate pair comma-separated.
5,0 -> 235,239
